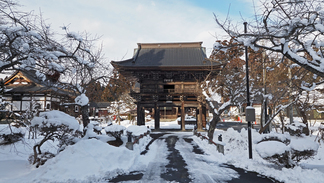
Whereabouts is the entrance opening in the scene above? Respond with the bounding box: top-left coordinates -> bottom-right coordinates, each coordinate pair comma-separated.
177,107 -> 197,126
163,85 -> 175,93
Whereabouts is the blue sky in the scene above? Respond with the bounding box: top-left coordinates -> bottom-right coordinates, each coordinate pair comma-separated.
187,0 -> 255,17
20,0 -> 255,60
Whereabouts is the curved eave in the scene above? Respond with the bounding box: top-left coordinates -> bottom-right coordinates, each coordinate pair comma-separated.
112,59 -> 226,71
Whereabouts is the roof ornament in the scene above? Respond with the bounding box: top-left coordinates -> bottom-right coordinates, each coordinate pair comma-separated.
133,44 -> 142,63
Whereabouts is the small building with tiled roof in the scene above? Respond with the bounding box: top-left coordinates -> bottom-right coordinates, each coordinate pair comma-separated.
2,70 -> 79,116
112,42 -> 225,130
89,102 -> 111,117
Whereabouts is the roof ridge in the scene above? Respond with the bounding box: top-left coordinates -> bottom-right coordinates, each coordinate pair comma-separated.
138,42 -> 203,49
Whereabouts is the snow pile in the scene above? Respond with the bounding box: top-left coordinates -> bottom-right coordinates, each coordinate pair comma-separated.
1,118 -> 324,183
84,122 -> 102,139
31,110 -> 80,131
290,138 -> 319,152
222,128 -> 249,157
126,125 -> 150,136
0,125 -> 26,135
211,127 -> 324,183
256,141 -> 290,158
10,139 -> 137,183
254,131 -> 291,144
133,134 -> 152,153
105,124 -> 126,133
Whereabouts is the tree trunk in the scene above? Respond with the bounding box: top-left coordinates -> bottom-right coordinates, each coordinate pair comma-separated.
33,144 -> 38,165
279,111 -> 285,134
299,110 -> 310,136
81,105 -> 90,130
208,114 -> 221,141
206,100 -> 230,142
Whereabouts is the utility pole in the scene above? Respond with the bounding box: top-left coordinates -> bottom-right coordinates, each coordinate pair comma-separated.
244,22 -> 253,159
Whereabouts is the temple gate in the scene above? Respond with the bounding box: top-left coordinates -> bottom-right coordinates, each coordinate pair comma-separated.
112,42 -> 224,131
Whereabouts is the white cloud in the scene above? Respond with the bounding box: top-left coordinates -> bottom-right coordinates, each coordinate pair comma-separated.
20,0 -> 250,61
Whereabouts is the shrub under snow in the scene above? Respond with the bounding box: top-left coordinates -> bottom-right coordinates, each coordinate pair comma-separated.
105,124 -> 126,142
31,110 -> 80,131
290,138 -> 319,163
0,126 -> 25,145
126,125 -> 150,137
256,141 -> 291,167
29,110 -> 81,168
285,122 -> 309,136
255,132 -> 319,168
254,132 -> 291,145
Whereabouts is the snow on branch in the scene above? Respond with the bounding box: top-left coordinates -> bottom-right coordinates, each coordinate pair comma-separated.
66,32 -> 83,42
301,82 -> 316,91
75,93 -> 89,106
214,0 -> 324,77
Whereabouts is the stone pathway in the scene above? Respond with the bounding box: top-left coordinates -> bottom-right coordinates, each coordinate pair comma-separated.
108,132 -> 280,183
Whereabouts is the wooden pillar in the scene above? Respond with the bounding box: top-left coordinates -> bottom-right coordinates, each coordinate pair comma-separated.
197,102 -> 203,131
137,103 -> 145,126
181,101 -> 185,131
154,103 -> 160,130
202,104 -> 207,128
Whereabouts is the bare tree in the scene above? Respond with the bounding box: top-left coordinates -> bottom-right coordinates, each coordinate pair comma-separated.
204,39 -> 248,140
214,0 -> 324,78
0,0 -> 111,131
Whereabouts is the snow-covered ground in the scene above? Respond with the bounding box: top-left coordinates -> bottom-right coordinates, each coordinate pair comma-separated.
1,117 -> 324,183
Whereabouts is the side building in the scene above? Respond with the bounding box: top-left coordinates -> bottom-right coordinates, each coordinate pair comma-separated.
1,70 -> 80,117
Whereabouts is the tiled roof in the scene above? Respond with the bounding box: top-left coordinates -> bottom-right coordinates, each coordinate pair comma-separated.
112,42 -> 221,68
4,70 -> 76,96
